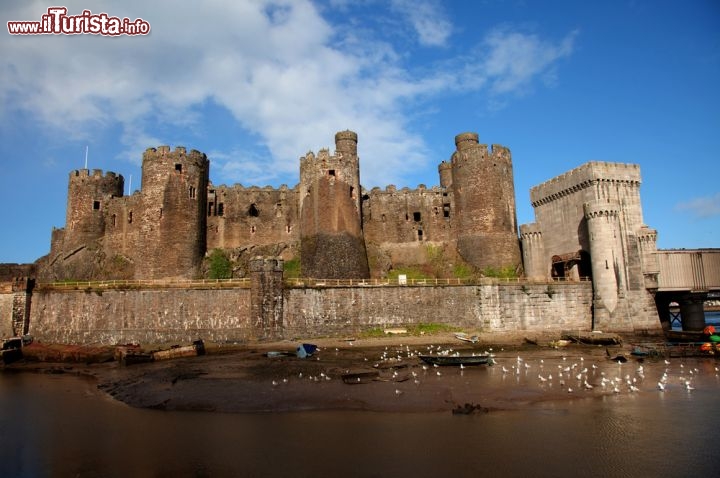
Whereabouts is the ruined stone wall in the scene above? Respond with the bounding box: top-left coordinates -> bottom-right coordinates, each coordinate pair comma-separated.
363,185 -> 453,245
206,185 -> 300,252
29,287 -> 252,344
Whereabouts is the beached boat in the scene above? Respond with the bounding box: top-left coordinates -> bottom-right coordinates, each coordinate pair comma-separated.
418,354 -> 493,366
1,335 -> 32,365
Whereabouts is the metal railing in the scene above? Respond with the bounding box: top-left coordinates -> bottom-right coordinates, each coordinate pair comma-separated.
284,276 -> 591,288
37,278 -> 252,291
35,276 -> 590,291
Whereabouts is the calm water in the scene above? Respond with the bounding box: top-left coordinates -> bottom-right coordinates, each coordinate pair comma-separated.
1,313 -> 719,478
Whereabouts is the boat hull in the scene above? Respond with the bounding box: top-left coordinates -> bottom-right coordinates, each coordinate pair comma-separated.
418,354 -> 491,366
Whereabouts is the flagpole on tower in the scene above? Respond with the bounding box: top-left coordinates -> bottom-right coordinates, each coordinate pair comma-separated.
84,145 -> 88,169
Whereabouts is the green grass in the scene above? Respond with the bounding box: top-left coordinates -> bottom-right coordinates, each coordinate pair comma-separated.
283,258 -> 301,278
386,266 -> 433,281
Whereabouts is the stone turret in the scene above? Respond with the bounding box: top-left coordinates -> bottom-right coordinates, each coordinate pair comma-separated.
135,146 -> 209,279
298,131 -> 369,279
449,133 -> 521,272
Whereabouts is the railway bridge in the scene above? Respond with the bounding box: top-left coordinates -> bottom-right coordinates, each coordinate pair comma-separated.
653,249 -> 720,331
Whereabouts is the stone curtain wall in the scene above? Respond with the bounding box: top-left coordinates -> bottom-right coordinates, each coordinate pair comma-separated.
28,288 -> 252,344
0,292 -> 12,338
283,282 -> 593,338
20,281 -> 594,345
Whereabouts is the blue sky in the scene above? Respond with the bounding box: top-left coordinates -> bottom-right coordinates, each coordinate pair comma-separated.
1,0 -> 718,264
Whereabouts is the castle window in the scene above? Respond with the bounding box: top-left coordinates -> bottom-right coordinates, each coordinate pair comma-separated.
413,212 -> 421,222
350,186 -> 354,199
93,201 -> 100,210
159,208 -> 163,218
251,226 -> 256,234
248,204 -> 259,217
175,163 -> 182,172
443,204 -> 451,218
218,203 -> 224,217
328,169 -> 335,177
111,214 -> 116,227
189,186 -> 196,199
286,225 -> 292,234
417,229 -> 424,240
208,202 -> 214,216
128,211 -> 133,224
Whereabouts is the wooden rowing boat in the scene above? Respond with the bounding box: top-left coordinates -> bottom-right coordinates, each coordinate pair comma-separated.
418,354 -> 492,366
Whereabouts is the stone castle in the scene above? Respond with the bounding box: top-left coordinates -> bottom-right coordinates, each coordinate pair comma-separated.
1,129 -> 671,343
40,131 -> 522,282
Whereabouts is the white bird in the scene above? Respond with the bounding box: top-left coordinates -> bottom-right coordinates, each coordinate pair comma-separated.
538,374 -> 547,382
657,382 -> 665,391
436,371 -> 442,376
685,381 -> 695,391
584,381 -> 593,390
395,389 -> 403,396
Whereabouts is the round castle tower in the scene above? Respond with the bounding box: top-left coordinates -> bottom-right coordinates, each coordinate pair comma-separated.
584,200 -> 628,329
135,146 -> 209,279
519,223 -> 546,280
63,169 -> 124,251
298,130 -> 370,279
449,132 -> 521,272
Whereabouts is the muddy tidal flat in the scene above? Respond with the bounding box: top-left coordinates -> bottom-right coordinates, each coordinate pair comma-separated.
7,333 -> 720,414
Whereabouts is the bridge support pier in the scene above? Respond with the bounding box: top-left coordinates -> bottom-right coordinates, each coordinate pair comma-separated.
678,292 -> 707,331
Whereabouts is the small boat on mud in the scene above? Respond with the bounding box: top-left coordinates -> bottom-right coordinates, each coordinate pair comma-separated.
418,354 -> 493,366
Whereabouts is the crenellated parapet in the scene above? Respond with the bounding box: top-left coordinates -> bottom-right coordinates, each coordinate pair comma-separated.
531,162 -> 640,208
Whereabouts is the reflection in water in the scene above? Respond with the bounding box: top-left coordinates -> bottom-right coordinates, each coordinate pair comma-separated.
2,367 -> 720,478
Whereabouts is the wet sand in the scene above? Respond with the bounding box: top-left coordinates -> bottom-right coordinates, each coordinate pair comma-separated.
6,333 -> 712,414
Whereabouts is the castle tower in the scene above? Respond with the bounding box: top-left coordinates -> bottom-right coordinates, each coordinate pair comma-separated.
438,161 -> 453,188
584,200 -> 629,330
299,131 -> 370,279
63,169 -> 124,252
519,223 -> 546,280
135,146 -> 209,279
449,132 -> 521,272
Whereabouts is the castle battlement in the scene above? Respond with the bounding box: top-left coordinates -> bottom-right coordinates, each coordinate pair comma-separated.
530,161 -> 640,206
69,169 -> 123,182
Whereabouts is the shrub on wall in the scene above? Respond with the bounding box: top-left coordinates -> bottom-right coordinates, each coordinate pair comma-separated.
208,248 -> 232,279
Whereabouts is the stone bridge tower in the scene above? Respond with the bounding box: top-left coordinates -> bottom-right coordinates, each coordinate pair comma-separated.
299,131 -> 370,279
135,146 -> 209,279
449,133 -> 521,272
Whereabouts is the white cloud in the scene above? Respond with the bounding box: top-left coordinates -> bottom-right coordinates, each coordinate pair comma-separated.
675,193 -> 720,218
1,0 -> 576,189
474,27 -> 578,94
390,0 -> 452,47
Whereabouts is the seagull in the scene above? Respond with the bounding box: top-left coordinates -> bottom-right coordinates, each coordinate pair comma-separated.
685,381 -> 695,391
395,389 -> 403,396
657,382 -> 665,391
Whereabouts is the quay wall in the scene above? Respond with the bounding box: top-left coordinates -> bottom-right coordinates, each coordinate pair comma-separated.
27,288 -> 253,344
284,283 -> 592,338
0,292 -> 12,338
14,281 -> 593,345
